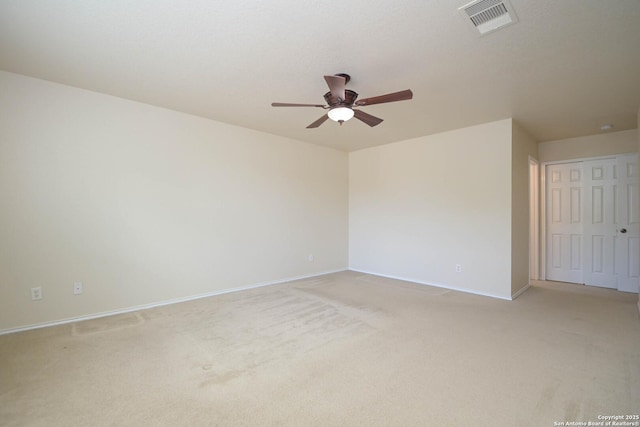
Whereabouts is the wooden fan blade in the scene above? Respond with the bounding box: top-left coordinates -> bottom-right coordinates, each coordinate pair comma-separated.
324,75 -> 346,102
354,89 -> 413,107
272,102 -> 326,107
306,114 -> 329,128
353,109 -> 383,127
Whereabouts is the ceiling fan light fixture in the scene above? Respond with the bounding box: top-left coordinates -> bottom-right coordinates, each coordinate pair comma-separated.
271,74 -> 412,128
328,107 -> 354,123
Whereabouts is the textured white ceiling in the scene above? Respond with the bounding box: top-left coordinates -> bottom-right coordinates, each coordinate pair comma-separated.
1,0 -> 639,151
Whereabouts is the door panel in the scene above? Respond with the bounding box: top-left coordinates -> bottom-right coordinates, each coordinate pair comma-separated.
583,158 -> 617,288
615,153 -> 639,293
546,162 -> 584,283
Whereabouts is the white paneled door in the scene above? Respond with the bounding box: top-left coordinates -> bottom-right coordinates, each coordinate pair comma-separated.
615,154 -> 640,292
545,154 -> 639,293
546,162 -> 584,284
583,158 -> 617,289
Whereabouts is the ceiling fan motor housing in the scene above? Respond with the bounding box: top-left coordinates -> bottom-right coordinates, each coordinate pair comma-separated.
324,89 -> 358,108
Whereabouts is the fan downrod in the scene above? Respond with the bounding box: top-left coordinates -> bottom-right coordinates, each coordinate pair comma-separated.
335,73 -> 351,84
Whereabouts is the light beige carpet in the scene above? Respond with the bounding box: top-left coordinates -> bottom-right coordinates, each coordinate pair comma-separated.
1,271 -> 639,426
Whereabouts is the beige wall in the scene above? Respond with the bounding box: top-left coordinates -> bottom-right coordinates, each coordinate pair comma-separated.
0,71 -> 349,332
539,130 -> 637,163
6,67 -> 631,330
349,119 -> 514,299
511,122 -> 538,296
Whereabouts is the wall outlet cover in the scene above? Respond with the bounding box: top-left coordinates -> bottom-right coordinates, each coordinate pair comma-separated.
31,287 -> 42,301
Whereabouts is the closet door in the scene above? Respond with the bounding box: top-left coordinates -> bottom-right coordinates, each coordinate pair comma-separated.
583,158 -> 617,289
545,154 -> 639,293
615,154 -> 640,293
546,162 -> 584,283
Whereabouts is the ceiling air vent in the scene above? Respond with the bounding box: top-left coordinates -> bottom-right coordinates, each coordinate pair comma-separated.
459,0 -> 518,35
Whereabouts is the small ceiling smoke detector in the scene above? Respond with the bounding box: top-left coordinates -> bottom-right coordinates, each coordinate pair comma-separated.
600,124 -> 614,132
459,0 -> 518,36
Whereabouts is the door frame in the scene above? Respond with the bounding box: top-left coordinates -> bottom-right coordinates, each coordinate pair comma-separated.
540,153 -> 637,282
529,157 -> 540,280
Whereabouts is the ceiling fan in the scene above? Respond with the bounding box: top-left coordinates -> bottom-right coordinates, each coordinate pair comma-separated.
271,74 -> 413,128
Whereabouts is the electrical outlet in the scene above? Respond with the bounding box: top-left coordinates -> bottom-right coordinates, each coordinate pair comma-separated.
455,264 -> 462,273
73,282 -> 83,295
31,287 -> 42,301
308,254 -> 314,262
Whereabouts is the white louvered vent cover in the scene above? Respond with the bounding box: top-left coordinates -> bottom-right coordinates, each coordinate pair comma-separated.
459,0 -> 518,35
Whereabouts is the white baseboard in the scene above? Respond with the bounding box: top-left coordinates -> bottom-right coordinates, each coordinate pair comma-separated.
349,268 -> 514,301
0,268 -> 347,336
511,283 -> 531,300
